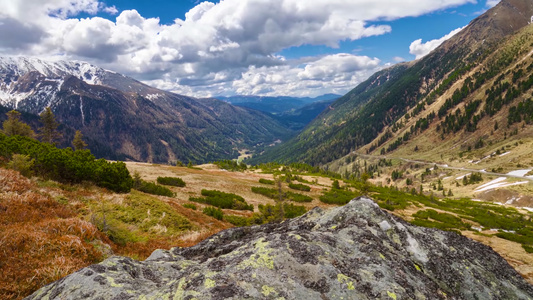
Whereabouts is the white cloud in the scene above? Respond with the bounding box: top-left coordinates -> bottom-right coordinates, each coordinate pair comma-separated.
409,26 -> 466,59
0,0 -> 476,96
486,0 -> 500,8
392,56 -> 405,63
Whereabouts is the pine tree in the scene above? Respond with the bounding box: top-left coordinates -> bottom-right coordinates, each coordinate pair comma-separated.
2,110 -> 35,138
39,107 -> 61,144
72,130 -> 88,150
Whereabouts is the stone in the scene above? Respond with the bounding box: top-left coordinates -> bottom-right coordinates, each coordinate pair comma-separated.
27,197 -> 533,299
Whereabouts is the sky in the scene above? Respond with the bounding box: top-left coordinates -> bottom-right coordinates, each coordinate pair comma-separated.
0,0 -> 501,98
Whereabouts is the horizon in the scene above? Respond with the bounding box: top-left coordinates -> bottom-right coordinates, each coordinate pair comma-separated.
0,0 -> 500,98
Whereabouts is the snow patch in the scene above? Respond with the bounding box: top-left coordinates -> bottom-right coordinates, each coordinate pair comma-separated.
507,169 -> 532,177
499,151 -> 511,157
474,178 -> 528,193
145,93 -> 164,101
456,173 -> 471,180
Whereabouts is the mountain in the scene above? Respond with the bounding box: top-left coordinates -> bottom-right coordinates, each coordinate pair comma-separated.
216,94 -> 340,115
272,99 -> 336,131
0,57 -> 294,163
254,0 -> 533,165
28,197 -> 533,299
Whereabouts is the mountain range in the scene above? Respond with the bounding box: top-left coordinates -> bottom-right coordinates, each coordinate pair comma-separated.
2,0 -> 533,170
0,57 -> 294,163
255,0 -> 533,166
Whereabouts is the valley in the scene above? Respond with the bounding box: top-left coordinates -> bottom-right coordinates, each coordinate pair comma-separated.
3,0 -> 533,298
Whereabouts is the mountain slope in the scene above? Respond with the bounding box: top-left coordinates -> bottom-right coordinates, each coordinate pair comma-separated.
28,197 -> 533,299
0,57 -> 293,163
255,0 -> 533,165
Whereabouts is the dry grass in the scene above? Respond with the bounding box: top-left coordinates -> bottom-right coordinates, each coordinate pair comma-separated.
0,169 -> 111,300
125,162 -> 336,211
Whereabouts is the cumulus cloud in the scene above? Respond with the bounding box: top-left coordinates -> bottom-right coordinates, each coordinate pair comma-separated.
0,0 -> 476,96
486,0 -> 500,8
409,26 -> 465,59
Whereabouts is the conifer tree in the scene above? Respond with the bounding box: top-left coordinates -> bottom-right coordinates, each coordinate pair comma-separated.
39,107 -> 61,144
2,110 -> 35,138
72,130 -> 88,150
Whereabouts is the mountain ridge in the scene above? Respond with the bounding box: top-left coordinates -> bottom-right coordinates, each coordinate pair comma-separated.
0,56 -> 294,163
253,0 -> 533,166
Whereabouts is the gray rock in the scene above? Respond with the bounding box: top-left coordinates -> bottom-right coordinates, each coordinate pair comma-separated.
27,197 -> 533,299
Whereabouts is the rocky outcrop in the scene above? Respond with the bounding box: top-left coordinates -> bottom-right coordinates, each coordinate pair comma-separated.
27,197 -> 533,299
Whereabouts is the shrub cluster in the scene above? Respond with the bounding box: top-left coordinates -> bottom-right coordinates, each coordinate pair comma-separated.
190,189 -> 253,211
259,178 -> 275,185
319,189 -> 360,205
0,133 -> 132,193
182,203 -> 197,210
213,160 -> 247,171
203,206 -> 224,220
136,180 -> 175,197
251,186 -> 313,202
288,182 -> 311,192
258,203 -> 307,221
157,176 -> 186,187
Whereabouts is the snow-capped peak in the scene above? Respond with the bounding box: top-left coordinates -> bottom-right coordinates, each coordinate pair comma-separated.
0,56 -> 110,85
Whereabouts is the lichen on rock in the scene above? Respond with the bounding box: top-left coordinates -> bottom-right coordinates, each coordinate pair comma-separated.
27,197 -> 533,299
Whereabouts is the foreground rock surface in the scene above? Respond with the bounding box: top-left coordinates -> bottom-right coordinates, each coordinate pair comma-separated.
28,197 -> 533,299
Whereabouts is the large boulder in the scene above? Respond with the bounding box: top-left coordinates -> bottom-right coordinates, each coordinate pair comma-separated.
28,197 -> 533,299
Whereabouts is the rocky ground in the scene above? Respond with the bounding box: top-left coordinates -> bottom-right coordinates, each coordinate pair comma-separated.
27,197 -> 533,299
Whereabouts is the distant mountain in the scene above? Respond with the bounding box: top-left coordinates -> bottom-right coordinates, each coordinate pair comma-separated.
254,0 -> 533,165
271,99 -> 336,131
0,57 -> 294,163
216,94 -> 340,114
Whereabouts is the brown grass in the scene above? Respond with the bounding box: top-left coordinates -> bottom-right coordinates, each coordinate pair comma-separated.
0,169 -> 111,300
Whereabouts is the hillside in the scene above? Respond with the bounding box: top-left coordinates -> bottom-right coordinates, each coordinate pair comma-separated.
255,0 -> 533,165
0,57 -> 293,163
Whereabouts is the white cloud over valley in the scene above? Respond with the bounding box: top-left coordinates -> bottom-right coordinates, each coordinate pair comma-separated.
0,0 -> 477,97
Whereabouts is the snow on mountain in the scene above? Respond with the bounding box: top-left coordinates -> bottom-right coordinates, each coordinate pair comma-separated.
0,56 -> 113,109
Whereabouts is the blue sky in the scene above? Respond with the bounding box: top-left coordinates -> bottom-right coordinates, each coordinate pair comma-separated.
0,0 -> 500,97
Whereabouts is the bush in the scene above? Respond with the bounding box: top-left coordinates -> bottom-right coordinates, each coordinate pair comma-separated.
213,160 -> 247,171
7,154 -> 34,177
258,203 -> 307,221
319,189 -> 360,205
259,178 -> 275,185
0,133 -> 133,193
182,203 -> 197,210
190,189 -> 253,211
157,176 -> 186,187
224,215 -> 252,226
203,207 -> 224,220
251,186 -> 313,202
136,180 -> 175,197
288,182 -> 311,192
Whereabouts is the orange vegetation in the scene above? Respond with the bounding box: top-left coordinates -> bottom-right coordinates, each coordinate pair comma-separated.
0,169 -> 111,300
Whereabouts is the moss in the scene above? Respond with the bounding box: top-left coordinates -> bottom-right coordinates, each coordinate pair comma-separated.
414,264 -> 421,271
262,285 -> 276,296
107,276 -> 123,288
204,278 -> 216,289
239,238 -> 274,270
387,291 -> 398,300
337,274 -> 355,290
